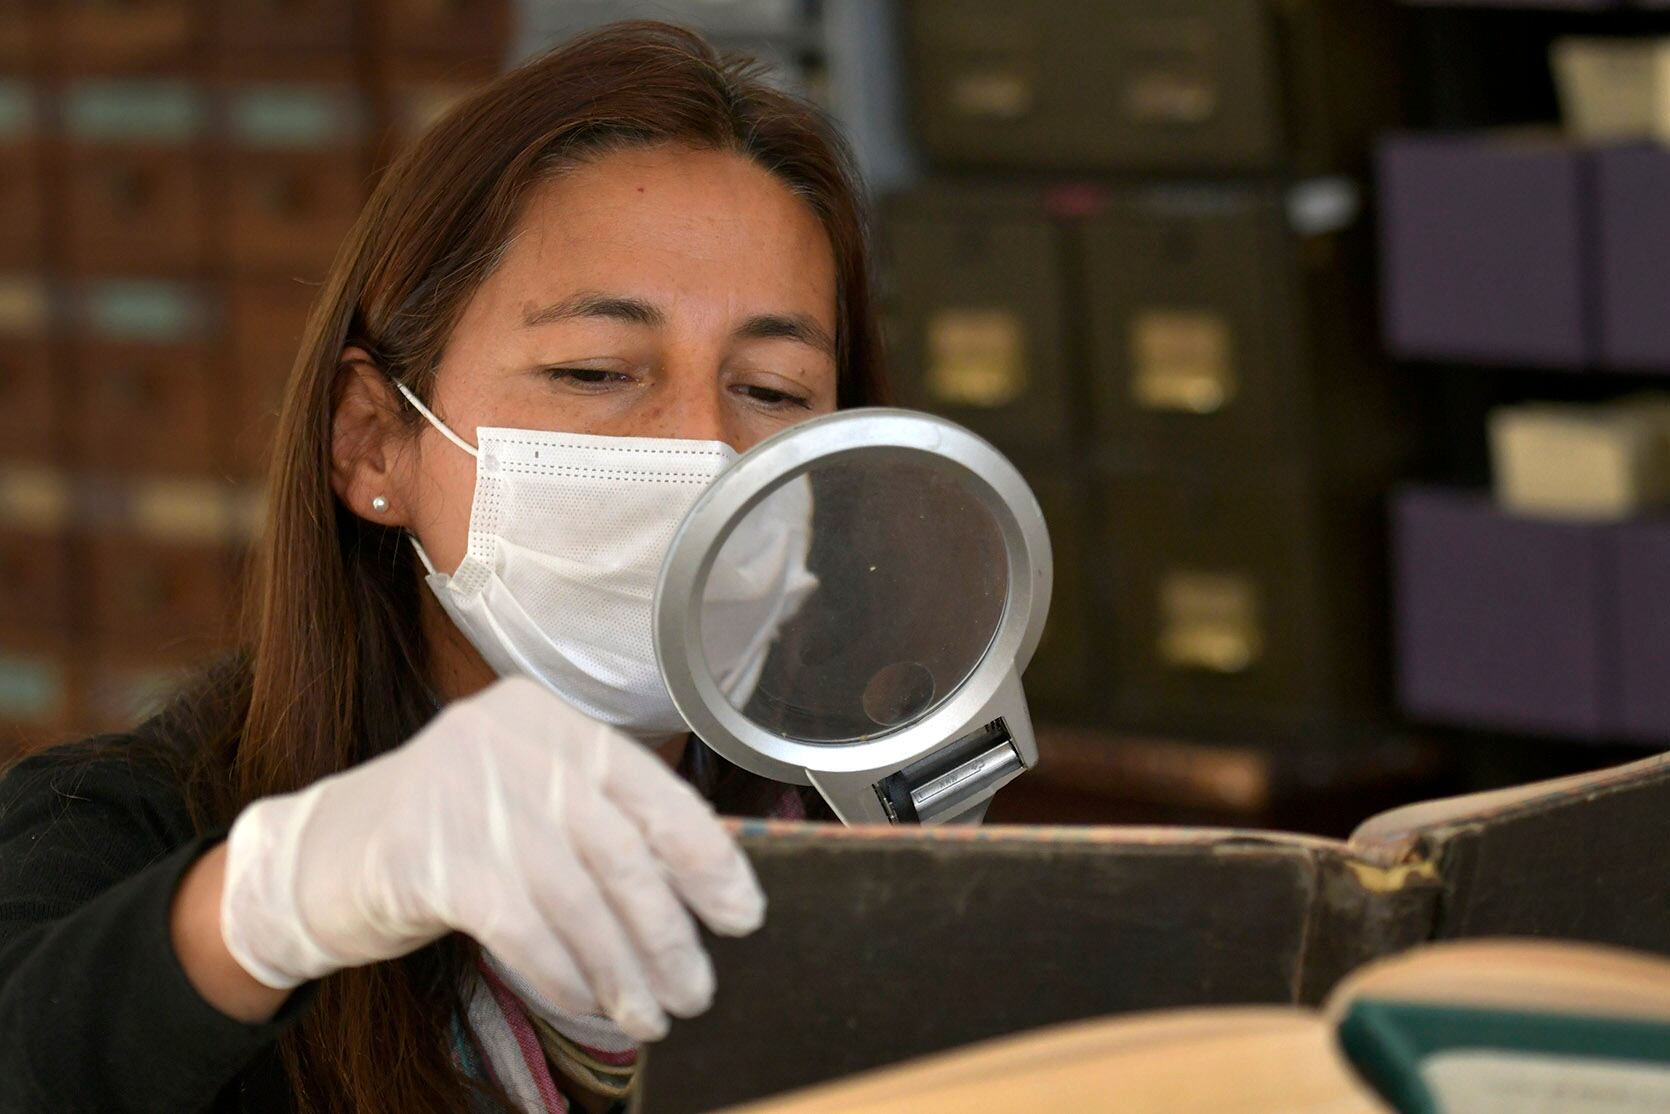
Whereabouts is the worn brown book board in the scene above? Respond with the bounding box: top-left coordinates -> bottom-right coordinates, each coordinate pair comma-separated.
638,752 -> 1670,1113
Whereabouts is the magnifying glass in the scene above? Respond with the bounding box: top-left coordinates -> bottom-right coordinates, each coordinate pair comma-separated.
653,408 -> 1052,825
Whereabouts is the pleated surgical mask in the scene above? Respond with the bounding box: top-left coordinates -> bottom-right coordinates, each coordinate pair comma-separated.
396,382 -> 817,742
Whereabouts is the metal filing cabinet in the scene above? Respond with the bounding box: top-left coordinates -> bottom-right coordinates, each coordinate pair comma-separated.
886,176 -> 1410,739
904,0 -> 1404,175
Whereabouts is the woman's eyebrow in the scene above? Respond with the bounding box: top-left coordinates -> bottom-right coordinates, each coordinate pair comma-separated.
523,293 -> 835,358
734,313 -> 835,358
522,292 -> 665,328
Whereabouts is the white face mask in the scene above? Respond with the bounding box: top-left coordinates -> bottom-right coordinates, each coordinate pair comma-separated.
397,383 -> 817,742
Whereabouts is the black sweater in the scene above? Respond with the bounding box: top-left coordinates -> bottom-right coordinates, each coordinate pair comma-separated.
0,734 -> 310,1113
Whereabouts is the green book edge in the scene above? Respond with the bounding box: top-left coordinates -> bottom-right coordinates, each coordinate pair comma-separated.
1337,999 -> 1670,1114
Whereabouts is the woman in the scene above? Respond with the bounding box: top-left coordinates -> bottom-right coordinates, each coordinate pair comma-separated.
0,23 -> 884,1114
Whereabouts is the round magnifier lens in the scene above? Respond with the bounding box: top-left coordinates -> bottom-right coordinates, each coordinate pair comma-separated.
697,447 -> 1009,745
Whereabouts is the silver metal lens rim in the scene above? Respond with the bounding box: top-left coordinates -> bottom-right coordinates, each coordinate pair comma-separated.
652,407 -> 1053,784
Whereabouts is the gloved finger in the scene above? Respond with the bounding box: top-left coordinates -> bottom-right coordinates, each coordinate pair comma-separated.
472,883 -> 600,1020
569,790 -> 715,1019
524,839 -> 670,1042
600,740 -> 767,938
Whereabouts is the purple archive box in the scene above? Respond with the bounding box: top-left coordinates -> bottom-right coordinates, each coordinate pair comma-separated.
1616,519 -> 1670,741
1394,486 -> 1616,739
1596,145 -> 1670,371
1378,134 -> 1596,368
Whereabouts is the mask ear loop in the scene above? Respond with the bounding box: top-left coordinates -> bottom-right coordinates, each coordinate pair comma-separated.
394,380 -> 479,458
391,379 -> 477,576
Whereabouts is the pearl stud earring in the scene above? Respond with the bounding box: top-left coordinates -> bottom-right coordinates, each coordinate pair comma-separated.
371,496 -> 389,513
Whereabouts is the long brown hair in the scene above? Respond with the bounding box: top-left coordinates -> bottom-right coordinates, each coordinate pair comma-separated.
165,23 -> 885,1113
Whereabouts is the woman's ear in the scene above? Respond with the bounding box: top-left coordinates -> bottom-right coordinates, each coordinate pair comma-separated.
331,348 -> 413,527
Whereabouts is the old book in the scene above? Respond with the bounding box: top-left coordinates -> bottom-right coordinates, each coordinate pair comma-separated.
638,750 -> 1670,1113
714,940 -> 1670,1114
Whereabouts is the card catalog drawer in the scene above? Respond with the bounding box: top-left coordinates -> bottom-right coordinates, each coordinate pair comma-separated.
212,0 -> 357,56
228,276 -> 314,477
372,0 -> 509,60
0,467 -> 73,630
67,280 -> 218,474
0,82 -> 43,270
223,82 -> 370,274
0,275 -> 55,462
48,0 -> 200,73
61,81 -> 208,273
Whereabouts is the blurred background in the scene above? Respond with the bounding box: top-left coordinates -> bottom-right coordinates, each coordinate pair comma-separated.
4,0 -> 1670,835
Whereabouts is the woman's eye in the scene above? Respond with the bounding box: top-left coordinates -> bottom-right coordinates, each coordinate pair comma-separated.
543,367 -> 629,388
736,383 -> 812,410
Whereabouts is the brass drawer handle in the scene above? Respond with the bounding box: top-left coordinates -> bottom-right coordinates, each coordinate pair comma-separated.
926,308 -> 1027,408
1129,309 -> 1237,415
1157,570 -> 1262,675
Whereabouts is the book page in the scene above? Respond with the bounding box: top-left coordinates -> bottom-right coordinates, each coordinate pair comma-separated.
1424,1052 -> 1670,1114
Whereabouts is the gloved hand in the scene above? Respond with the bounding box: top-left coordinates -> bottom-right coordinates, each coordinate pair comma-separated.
218,676 -> 765,1041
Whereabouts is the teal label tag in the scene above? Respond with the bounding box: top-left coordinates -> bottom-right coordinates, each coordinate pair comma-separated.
229,86 -> 364,149
0,655 -> 62,722
84,280 -> 207,341
65,81 -> 205,143
0,81 -> 36,140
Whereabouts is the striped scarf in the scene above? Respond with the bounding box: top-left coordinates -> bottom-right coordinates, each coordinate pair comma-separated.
455,782 -> 807,1112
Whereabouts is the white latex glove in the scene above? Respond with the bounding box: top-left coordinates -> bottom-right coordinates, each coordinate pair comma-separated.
218,676 -> 765,1041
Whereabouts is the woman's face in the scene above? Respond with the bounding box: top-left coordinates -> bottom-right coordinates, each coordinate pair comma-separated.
354,143 -> 840,578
